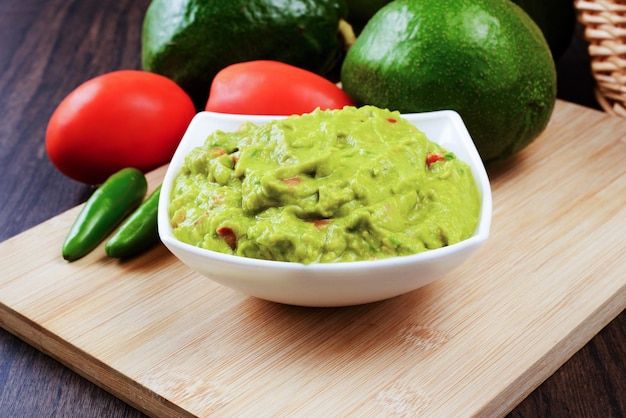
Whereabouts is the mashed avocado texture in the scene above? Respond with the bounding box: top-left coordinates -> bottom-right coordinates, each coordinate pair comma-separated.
169,106 -> 480,264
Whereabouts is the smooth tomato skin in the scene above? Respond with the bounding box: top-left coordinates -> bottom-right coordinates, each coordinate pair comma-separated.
205,60 -> 355,115
46,70 -> 196,184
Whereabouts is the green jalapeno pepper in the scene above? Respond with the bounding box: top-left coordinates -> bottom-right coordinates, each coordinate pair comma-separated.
62,167 -> 147,261
105,185 -> 161,259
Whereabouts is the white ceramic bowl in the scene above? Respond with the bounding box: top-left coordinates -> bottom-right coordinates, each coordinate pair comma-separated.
158,110 -> 492,307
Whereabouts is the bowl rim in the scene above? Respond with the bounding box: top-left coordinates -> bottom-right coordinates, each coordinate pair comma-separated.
158,109 -> 492,271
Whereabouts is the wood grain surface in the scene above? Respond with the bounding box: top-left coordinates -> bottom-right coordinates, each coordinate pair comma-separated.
0,0 -> 624,417
4,98 -> 625,417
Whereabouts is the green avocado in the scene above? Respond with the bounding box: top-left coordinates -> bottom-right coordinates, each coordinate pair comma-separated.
346,0 -> 575,60
142,0 -> 349,109
340,0 -> 557,165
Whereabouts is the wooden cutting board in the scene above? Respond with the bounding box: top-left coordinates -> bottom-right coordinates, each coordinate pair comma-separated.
1,100 -> 624,417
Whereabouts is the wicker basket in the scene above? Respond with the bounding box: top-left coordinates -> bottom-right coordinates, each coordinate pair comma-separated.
575,0 -> 626,117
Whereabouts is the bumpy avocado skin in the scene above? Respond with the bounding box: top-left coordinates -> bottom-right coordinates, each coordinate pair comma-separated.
340,0 -> 557,164
346,0 -> 576,60
142,0 -> 348,109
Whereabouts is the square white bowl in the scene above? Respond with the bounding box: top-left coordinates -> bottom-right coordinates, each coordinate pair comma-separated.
158,110 -> 492,307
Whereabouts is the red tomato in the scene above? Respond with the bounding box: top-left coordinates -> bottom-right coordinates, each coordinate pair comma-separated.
46,70 -> 196,184
205,60 -> 355,115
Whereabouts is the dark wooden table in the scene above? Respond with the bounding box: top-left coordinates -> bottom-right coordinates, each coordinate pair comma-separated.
0,1 -> 624,416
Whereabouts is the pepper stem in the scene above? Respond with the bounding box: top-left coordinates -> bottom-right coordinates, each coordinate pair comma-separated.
338,18 -> 357,51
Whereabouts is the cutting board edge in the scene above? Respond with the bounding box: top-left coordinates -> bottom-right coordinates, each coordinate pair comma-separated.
0,302 -> 193,418
478,281 -> 626,417
2,279 -> 624,417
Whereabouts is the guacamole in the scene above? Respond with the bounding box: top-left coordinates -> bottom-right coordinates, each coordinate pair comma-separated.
169,106 -> 481,264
